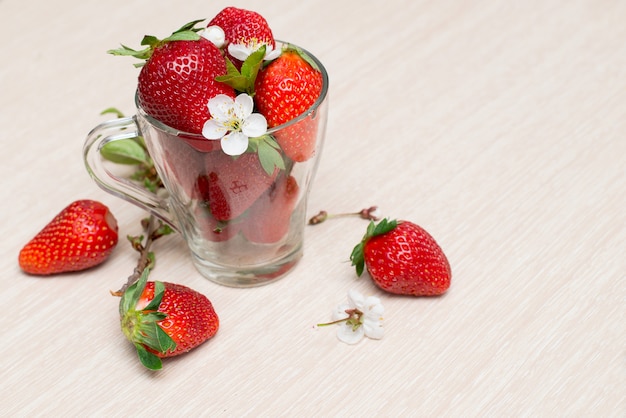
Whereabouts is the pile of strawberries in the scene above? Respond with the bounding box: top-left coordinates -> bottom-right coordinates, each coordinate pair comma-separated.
109,7 -> 326,245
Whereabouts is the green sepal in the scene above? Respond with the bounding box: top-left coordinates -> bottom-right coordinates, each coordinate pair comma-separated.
171,19 -> 206,34
135,343 -> 162,370
140,35 -> 160,48
137,318 -> 176,355
101,138 -> 149,165
350,218 -> 398,277
161,30 -> 201,43
108,19 -> 204,66
142,280 -> 165,312
215,46 -> 266,95
282,44 -> 320,72
119,268 -> 149,316
119,270 -> 177,370
248,135 -> 285,175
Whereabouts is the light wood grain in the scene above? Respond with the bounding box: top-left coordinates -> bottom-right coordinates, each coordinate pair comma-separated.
1,0 -> 624,416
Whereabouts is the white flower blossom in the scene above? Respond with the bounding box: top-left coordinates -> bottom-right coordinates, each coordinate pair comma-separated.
329,289 -> 384,344
202,93 -> 268,156
199,25 -> 226,48
228,40 -> 281,62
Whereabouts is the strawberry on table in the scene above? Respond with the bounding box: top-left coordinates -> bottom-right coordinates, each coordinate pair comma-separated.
120,270 -> 219,370
254,48 -> 324,162
351,219 -> 451,296
18,200 -> 119,275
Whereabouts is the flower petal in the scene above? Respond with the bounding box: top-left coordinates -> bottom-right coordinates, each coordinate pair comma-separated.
221,132 -> 249,156
235,93 -> 254,118
336,322 -> 365,345
200,25 -> 225,48
202,119 -> 227,140
264,47 -> 281,61
332,303 -> 350,321
364,296 -> 384,315
347,289 -> 365,310
208,94 -> 235,121
242,113 -> 267,138
363,318 -> 384,340
228,43 -> 252,61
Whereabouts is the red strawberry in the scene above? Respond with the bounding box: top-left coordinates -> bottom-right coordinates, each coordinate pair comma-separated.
194,177 -> 242,242
18,200 -> 119,275
208,7 -> 275,63
351,219 -> 451,296
159,133 -> 207,199
138,37 -> 234,133
110,22 -> 235,134
120,271 -> 219,370
241,174 -> 300,243
196,151 -> 278,221
254,48 -> 324,162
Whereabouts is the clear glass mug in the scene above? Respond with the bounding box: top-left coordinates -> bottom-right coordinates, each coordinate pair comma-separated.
83,45 -> 328,287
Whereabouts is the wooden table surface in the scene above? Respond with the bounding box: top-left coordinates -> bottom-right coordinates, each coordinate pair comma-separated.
1,0 -> 624,416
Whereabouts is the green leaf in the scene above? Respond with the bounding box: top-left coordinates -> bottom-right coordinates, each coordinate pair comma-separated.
173,19 -> 205,34
135,343 -> 163,370
100,107 -> 125,118
107,44 -> 152,60
350,242 -> 366,276
140,35 -> 160,47
285,44 -> 320,71
142,280 -> 165,312
215,46 -> 266,94
257,136 -> 285,175
215,57 -> 250,92
101,138 -> 149,165
138,320 -> 176,354
371,218 -> 398,237
240,46 -> 266,94
120,268 -> 150,315
163,30 -> 201,42
146,251 -> 156,270
154,324 -> 177,354
153,223 -> 174,240
350,219 -> 398,277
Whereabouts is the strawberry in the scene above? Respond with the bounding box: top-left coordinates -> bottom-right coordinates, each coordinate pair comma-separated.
196,151 -> 278,221
254,48 -> 324,162
109,21 -> 235,134
195,203 -> 242,242
120,270 -> 219,370
160,133 -> 208,199
208,7 -> 275,63
351,219 -> 451,296
241,174 -> 300,243
18,200 -> 119,275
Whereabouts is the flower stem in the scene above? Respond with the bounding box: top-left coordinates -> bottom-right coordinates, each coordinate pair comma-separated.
110,215 -> 159,297
308,206 -> 380,225
317,308 -> 363,328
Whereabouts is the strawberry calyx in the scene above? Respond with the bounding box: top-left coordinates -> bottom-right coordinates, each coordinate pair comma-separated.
119,269 -> 176,370
350,218 -> 398,277
284,44 -> 320,72
215,45 -> 267,95
108,19 -> 205,67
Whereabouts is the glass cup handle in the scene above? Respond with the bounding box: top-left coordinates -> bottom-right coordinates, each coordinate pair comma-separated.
83,116 -> 177,230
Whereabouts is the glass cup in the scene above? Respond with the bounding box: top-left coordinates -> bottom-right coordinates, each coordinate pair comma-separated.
83,44 -> 328,287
